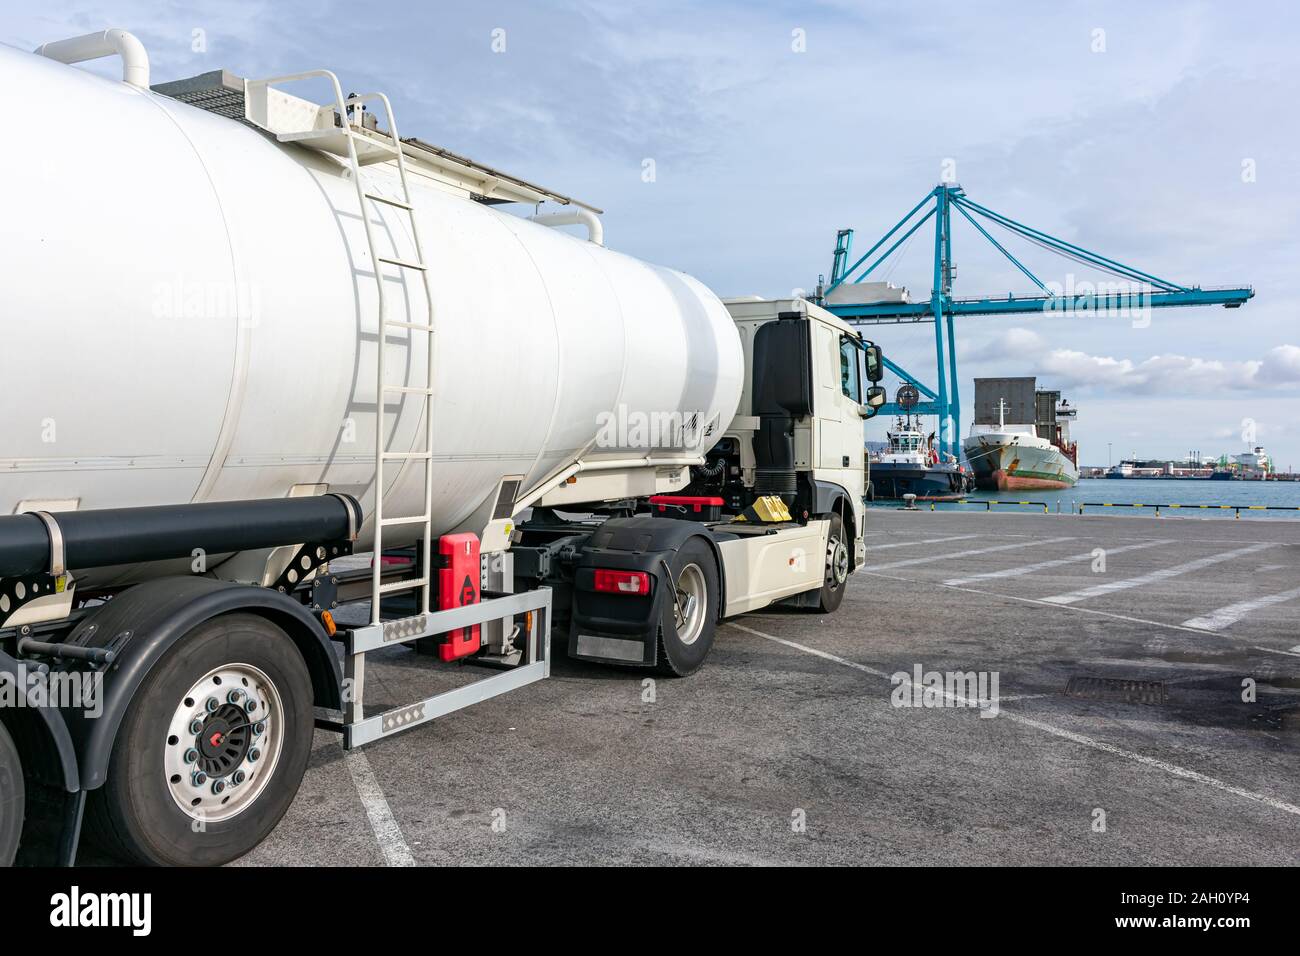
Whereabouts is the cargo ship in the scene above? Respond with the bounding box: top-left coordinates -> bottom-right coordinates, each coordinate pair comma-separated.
962,377 -> 1079,491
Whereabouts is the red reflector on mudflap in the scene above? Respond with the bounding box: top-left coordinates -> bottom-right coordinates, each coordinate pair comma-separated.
593,568 -> 651,595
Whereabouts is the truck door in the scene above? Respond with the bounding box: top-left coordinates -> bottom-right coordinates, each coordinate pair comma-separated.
814,324 -> 864,476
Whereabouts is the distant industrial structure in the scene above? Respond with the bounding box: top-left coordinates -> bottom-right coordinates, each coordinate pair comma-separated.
1082,447 -> 1292,480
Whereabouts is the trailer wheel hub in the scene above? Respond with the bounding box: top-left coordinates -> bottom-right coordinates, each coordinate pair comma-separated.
164,663 -> 284,823
195,704 -> 251,775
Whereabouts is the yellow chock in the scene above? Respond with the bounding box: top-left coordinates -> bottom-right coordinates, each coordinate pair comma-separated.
733,495 -> 793,523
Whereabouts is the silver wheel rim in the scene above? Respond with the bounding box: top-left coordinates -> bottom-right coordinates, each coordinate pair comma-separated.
674,563 -> 707,646
164,663 -> 285,824
827,535 -> 849,587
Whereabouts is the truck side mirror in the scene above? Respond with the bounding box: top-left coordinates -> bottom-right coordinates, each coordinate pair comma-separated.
861,385 -> 886,419
864,344 -> 884,383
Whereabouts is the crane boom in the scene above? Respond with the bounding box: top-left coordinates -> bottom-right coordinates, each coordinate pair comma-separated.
817,185 -> 1254,454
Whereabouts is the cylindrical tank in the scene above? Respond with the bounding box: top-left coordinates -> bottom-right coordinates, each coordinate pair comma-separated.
0,44 -> 744,583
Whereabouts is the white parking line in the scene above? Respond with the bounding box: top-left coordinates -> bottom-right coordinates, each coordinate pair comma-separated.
872,536 -> 1075,570
344,749 -> 416,867
727,621 -> 1300,819
1182,584 -> 1300,631
871,534 -> 980,551
944,539 -> 1172,586
1040,543 -> 1274,605
861,567 -> 1300,658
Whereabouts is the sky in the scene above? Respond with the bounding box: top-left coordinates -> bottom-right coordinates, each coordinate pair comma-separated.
9,1 -> 1299,468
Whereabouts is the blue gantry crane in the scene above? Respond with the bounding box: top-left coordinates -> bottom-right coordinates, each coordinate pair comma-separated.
816,184 -> 1253,458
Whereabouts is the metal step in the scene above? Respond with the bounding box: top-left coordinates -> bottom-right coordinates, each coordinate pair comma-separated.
376,255 -> 427,271
377,576 -> 429,594
277,128 -> 398,165
383,321 -> 435,332
364,191 -> 413,210
379,514 -> 431,526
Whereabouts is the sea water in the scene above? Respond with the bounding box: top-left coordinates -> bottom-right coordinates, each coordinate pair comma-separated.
871,477 -> 1300,519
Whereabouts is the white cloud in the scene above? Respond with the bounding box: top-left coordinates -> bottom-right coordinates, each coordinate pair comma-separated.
1257,344 -> 1300,386
1037,347 -> 1300,394
964,329 -> 1300,395
965,327 -> 1045,361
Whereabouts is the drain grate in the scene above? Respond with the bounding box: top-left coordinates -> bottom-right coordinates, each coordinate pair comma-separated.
1065,676 -> 1167,705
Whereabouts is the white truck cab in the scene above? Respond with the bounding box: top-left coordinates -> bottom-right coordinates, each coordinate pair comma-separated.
722,296 -> 885,568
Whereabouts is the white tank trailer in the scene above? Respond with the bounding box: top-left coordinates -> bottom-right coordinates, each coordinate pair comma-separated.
0,32 -> 885,867
0,40 -> 743,587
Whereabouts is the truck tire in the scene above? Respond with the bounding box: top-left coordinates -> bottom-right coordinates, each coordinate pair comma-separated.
85,613 -> 314,866
0,722 -> 22,867
812,512 -> 850,613
655,538 -> 720,677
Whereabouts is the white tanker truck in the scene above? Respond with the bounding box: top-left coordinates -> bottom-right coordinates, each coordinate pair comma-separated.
0,31 -> 886,866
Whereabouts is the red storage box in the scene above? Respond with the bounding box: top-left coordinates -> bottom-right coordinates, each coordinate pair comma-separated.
648,495 -> 724,521
437,533 -> 480,660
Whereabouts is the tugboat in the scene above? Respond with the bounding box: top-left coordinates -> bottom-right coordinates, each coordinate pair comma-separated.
869,389 -> 973,499
1209,454 -> 1240,480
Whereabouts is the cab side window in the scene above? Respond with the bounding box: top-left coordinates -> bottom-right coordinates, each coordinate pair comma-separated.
839,335 -> 861,403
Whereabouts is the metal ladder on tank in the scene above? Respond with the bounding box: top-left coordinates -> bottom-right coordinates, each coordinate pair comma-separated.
243,71 -> 550,751
243,70 -> 436,626
343,93 -> 438,629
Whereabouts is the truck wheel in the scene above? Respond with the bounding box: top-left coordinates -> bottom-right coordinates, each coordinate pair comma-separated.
0,722 -> 23,867
813,512 -> 850,613
655,538 -> 719,677
86,614 -> 314,866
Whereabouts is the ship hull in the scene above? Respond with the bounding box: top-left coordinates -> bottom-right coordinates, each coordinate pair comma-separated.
963,436 -> 1077,491
982,469 -> 1073,491
870,462 -> 972,500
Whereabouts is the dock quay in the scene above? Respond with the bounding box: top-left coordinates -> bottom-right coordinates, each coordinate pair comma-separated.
31,509 -> 1290,867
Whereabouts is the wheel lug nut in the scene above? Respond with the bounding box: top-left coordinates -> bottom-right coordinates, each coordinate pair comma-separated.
183,748 -> 199,764
211,779 -> 226,795
227,689 -> 243,704
248,748 -> 261,763
231,769 -> 247,785
253,721 -> 266,736
191,771 -> 208,787
245,699 -> 258,714
189,719 -> 204,735
205,697 -> 219,713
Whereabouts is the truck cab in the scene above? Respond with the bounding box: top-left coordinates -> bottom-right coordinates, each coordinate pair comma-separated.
707,296 -> 885,566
